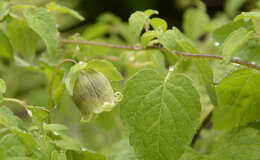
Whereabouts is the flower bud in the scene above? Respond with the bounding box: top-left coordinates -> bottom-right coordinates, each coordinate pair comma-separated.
70,67 -> 122,122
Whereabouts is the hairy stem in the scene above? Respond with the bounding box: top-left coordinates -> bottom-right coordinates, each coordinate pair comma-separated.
60,39 -> 260,70
48,59 -> 77,124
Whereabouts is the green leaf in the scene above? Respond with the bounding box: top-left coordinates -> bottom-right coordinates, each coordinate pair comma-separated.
107,138 -> 137,160
6,17 -> 40,62
66,150 -> 106,160
54,133 -> 82,152
144,9 -> 158,17
141,30 -> 158,47
0,29 -> 13,60
0,79 -> 6,94
213,69 -> 260,129
212,20 -> 253,44
129,11 -> 147,38
25,8 -> 58,59
183,7 -> 210,39
26,105 -> 49,125
0,1 -> 10,21
180,147 -> 208,160
158,28 -> 218,106
224,0 -> 247,17
222,28 -> 252,63
235,11 -> 260,22
83,23 -> 109,40
87,59 -> 123,81
150,18 -> 167,32
51,150 -> 66,160
209,127 -> 260,160
0,106 -> 23,128
120,70 -> 201,160
46,2 -> 84,21
44,123 -> 68,131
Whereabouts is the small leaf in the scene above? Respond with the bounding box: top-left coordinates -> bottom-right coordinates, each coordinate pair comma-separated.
144,9 -> 158,17
87,59 -> 123,81
129,11 -> 147,38
120,70 -> 201,160
25,8 -> 58,59
225,0 -> 247,17
213,69 -> 260,129
0,1 -> 10,21
0,79 -> 6,94
83,23 -> 109,40
54,133 -> 82,152
0,106 -> 23,128
0,29 -> 13,60
6,17 -> 40,62
183,7 -> 210,39
158,28 -> 218,106
141,30 -> 158,47
51,150 -> 66,160
46,2 -> 84,21
66,150 -> 106,160
44,123 -> 68,131
150,18 -> 167,32
222,28 -> 252,63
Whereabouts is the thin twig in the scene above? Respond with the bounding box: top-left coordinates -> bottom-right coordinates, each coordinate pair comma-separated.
60,39 -> 260,70
3,98 -> 28,108
48,59 -> 77,124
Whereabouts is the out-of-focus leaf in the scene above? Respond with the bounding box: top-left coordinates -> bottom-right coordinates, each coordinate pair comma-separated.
209,127 -> 260,160
83,23 -> 110,40
213,69 -> 260,129
44,123 -> 68,131
107,138 -> 137,160
0,1 -> 10,21
25,8 -> 58,59
143,9 -> 158,17
212,20 -> 253,44
51,150 -> 66,160
0,29 -> 13,60
235,11 -> 260,22
6,17 -> 40,62
183,7 -> 210,39
66,150 -> 106,160
225,0 -> 247,17
46,2 -> 84,21
222,28 -> 252,63
0,106 -> 23,128
0,78 -> 6,103
180,147 -> 208,160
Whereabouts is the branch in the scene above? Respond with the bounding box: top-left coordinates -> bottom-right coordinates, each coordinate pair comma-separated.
60,39 -> 260,70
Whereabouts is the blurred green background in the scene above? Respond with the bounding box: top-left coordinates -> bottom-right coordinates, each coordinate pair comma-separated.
1,0 -> 259,155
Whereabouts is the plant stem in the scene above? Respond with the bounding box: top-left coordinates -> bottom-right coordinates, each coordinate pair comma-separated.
60,39 -> 260,70
48,59 -> 77,124
3,98 -> 28,108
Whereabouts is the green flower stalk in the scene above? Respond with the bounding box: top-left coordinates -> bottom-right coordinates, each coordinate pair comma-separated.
66,62 -> 122,122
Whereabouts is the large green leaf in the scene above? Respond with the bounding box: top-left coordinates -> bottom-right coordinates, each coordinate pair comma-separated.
222,28 -> 252,63
120,70 -> 201,160
0,29 -> 13,60
209,127 -> 260,160
6,17 -> 40,61
213,69 -> 260,129
25,8 -> 58,59
0,106 -> 23,128
158,28 -> 217,106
